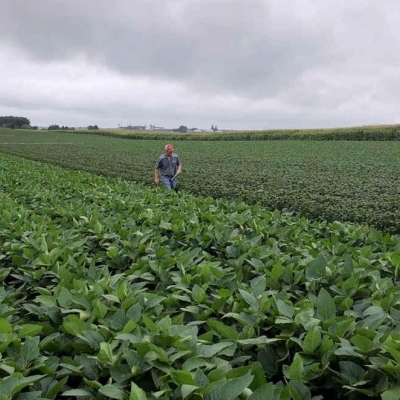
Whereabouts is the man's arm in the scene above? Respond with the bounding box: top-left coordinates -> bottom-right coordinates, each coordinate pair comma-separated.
154,168 -> 160,184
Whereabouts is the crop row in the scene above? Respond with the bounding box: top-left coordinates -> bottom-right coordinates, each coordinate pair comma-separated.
60,124 -> 400,141
2,153 -> 400,399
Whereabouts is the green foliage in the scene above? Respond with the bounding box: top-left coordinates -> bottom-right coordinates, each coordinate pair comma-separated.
1,153 -> 400,398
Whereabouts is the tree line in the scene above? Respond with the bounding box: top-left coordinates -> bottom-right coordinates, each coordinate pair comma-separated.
0,116 -> 100,131
48,125 -> 99,130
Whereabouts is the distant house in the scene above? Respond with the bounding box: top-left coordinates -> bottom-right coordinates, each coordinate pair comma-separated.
152,127 -> 173,131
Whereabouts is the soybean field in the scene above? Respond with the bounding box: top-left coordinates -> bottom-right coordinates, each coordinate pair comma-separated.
1,128 -> 400,233
2,152 -> 400,399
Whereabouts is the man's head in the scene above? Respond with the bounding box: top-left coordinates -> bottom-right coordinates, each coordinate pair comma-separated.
165,144 -> 174,155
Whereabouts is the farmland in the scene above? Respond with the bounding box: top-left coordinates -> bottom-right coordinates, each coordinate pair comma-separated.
1,128 -> 400,233
2,152 -> 400,399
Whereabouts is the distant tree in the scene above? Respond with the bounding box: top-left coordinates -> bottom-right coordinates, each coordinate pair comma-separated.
173,125 -> 188,133
88,125 -> 99,130
212,125 -> 218,132
0,116 -> 30,129
48,124 -> 60,130
178,125 -> 187,133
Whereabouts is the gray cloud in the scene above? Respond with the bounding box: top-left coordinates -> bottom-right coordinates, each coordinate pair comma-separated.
1,0 -> 400,129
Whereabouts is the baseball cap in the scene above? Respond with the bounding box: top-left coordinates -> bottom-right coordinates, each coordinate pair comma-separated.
165,144 -> 174,151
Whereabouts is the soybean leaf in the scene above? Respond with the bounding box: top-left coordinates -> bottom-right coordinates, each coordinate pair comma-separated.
316,288 -> 336,320
130,382 -> 147,400
219,372 -> 254,400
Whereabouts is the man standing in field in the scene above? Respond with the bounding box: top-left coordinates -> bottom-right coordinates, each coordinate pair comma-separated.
154,144 -> 182,190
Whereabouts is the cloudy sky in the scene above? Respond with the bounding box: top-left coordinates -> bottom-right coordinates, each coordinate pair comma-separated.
1,0 -> 400,130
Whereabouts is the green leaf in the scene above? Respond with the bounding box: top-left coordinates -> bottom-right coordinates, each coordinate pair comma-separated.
305,253 -> 327,280
382,386 -> 400,400
316,288 -> 336,320
239,289 -> 259,310
181,384 -> 198,399
288,380 -> 311,400
130,382 -> 147,400
194,368 -> 210,387
0,375 -> 19,397
77,330 -> 104,350
207,320 -> 238,340
0,364 -> 15,375
62,315 -> 85,336
0,318 -> 12,333
99,384 -> 126,399
142,315 -> 158,333
276,299 -> 294,319
36,295 -> 57,307
192,285 -> 207,303
182,357 -> 209,371
92,300 -> 108,319
97,342 -> 114,365
287,353 -> 303,381
107,246 -> 119,258
250,276 -> 266,297
21,336 -> 40,366
102,294 -> 121,303
18,324 -> 43,337
171,370 -> 196,386
339,361 -> 366,384
237,337 -> 267,345
219,289 -> 232,298
334,343 -> 363,359
57,287 -> 73,308
197,342 -> 234,358
247,258 -> 264,270
62,389 -> 94,397
219,371 -> 254,400
335,317 -> 355,337
0,374 -> 44,397
126,303 -> 142,323
351,335 -> 374,353
257,348 -> 279,377
94,220 -> 103,235
250,362 -> 266,390
302,326 -> 321,354
46,376 -> 69,399
12,376 -> 45,396
270,263 -> 284,280
248,383 -> 277,400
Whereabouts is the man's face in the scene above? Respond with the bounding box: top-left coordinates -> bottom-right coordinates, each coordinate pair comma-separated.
165,146 -> 174,156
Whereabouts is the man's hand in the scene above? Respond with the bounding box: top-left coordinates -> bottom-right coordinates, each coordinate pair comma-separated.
155,177 -> 160,185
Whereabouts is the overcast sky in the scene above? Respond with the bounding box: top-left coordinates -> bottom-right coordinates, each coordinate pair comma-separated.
1,0 -> 400,130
